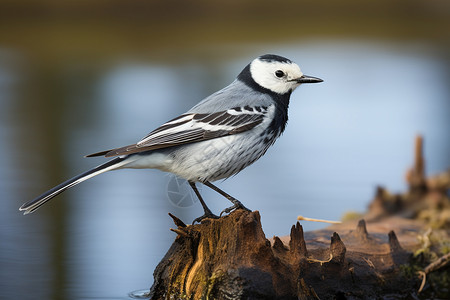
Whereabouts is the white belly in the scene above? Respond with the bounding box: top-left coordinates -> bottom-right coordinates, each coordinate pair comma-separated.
162,131 -> 275,182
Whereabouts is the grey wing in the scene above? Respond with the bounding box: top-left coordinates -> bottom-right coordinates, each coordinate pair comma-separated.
188,79 -> 274,113
86,105 -> 271,158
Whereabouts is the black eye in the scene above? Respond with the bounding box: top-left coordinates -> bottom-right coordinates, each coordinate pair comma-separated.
275,70 -> 285,78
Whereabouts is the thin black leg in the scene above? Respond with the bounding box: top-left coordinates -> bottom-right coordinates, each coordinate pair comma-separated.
203,181 -> 251,216
189,181 -> 219,224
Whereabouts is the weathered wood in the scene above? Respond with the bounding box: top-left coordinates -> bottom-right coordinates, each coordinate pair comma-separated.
151,210 -> 293,299
149,135 -> 449,299
149,209 -> 421,299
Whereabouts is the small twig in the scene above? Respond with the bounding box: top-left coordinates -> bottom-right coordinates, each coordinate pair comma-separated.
417,271 -> 427,293
168,212 -> 187,228
307,253 -> 333,265
170,228 -> 190,238
362,257 -> 375,269
297,215 -> 342,224
417,252 -> 450,293
424,252 -> 450,274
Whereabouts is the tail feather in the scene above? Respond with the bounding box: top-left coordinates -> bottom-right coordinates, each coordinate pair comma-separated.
19,157 -> 131,215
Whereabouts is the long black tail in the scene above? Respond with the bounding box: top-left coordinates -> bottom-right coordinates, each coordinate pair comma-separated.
19,157 -> 130,215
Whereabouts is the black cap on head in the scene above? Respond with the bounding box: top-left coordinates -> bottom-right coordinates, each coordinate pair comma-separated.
258,54 -> 292,64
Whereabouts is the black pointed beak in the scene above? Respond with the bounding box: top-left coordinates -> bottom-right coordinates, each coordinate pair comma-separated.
295,75 -> 323,84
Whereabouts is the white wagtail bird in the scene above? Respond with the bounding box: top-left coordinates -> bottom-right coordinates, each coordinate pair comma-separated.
19,54 -> 322,223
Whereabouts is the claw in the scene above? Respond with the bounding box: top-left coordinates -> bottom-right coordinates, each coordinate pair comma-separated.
192,212 -> 220,224
220,201 -> 251,217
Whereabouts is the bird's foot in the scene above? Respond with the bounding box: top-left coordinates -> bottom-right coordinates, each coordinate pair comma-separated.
192,211 -> 220,224
220,201 -> 251,217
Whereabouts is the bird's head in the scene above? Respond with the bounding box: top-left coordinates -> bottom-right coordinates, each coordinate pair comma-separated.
246,54 -> 323,95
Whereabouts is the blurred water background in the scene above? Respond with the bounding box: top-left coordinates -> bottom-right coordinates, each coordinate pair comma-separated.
1,1 -> 449,299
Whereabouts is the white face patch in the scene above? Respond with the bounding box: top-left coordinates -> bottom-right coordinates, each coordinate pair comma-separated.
250,58 -> 304,94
